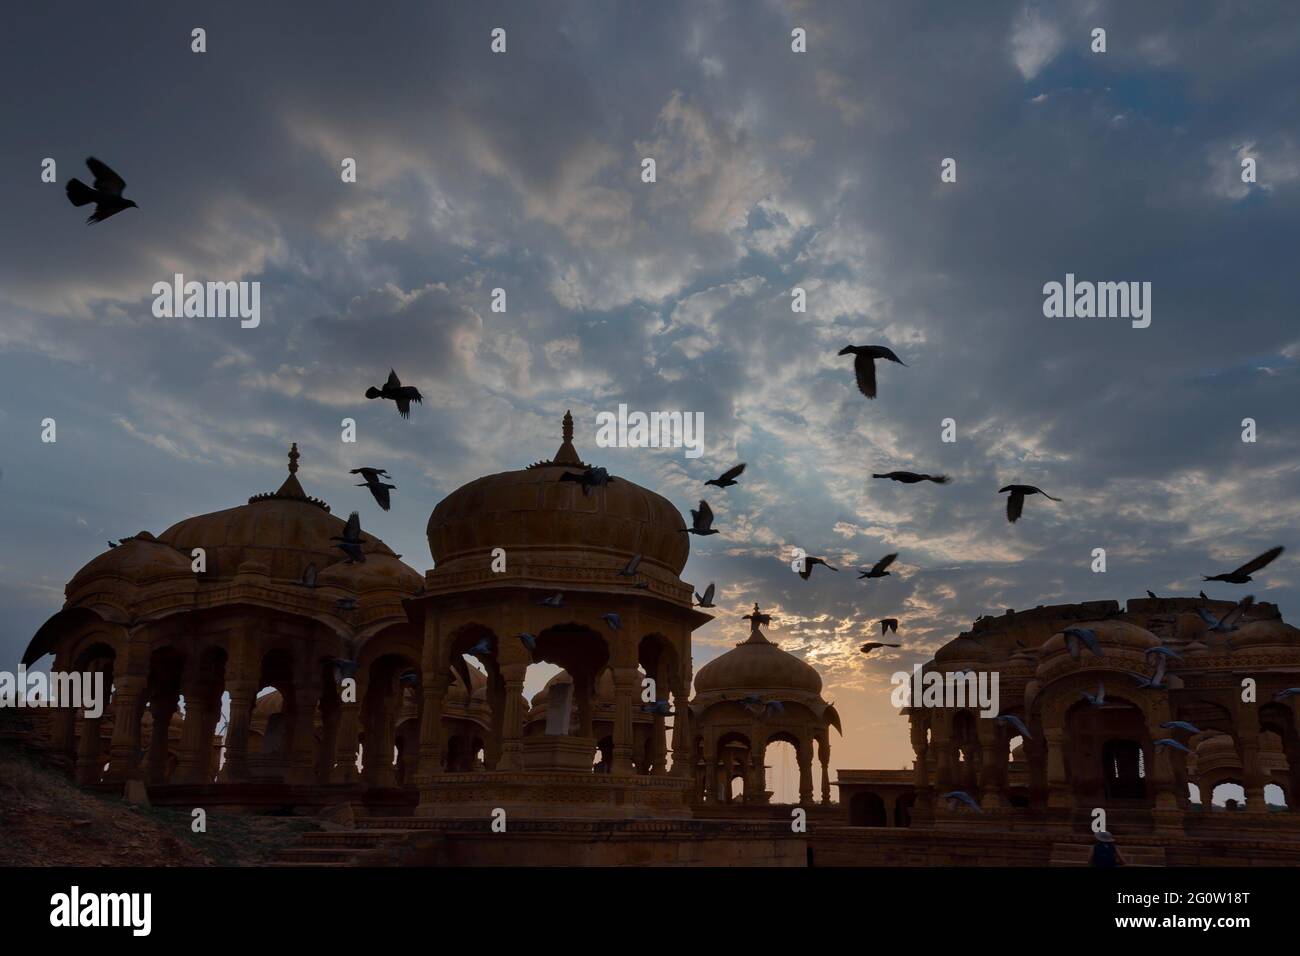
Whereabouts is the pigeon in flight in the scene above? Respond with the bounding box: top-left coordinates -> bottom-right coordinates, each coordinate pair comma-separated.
798,556 -> 838,580
328,658 -> 359,682
999,484 -> 1061,523
1063,627 -> 1103,660
364,369 -> 423,419
941,790 -> 982,813
872,471 -> 950,485
517,633 -> 538,660
880,618 -> 899,635
66,157 -> 138,224
859,641 -> 901,656
559,466 -> 615,496
1153,738 -> 1193,755
399,668 -> 420,687
995,714 -> 1032,739
1160,720 -> 1202,735
352,468 -> 396,511
1147,590 -> 1159,600
331,512 -> 366,563
705,463 -> 746,489
602,613 -> 622,631
858,553 -> 898,580
1273,688 -> 1300,702
838,345 -> 907,399
618,554 -> 642,577
694,582 -> 716,608
465,636 -> 493,657
538,593 -> 564,608
641,699 -> 674,717
1196,595 -> 1255,634
1203,546 -> 1285,584
681,500 -> 719,536
1129,672 -> 1167,690
291,563 -> 318,588
1199,590 -> 1209,600
743,605 -> 771,629
1081,682 -> 1106,706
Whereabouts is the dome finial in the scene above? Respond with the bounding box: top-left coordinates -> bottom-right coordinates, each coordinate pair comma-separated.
287,442 -> 300,475
743,603 -> 772,641
563,410 -> 574,443
550,409 -> 583,466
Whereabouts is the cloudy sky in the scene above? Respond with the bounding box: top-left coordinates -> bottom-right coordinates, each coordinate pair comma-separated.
2,1 -> 1298,790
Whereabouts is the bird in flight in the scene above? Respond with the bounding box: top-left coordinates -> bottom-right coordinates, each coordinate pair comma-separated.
995,714 -> 1032,739
1196,595 -> 1254,633
859,641 -> 901,656
1081,682 -> 1106,707
601,613 -> 622,631
1063,627 -> 1103,660
681,500 -> 719,536
998,484 -> 1061,523
560,466 -> 615,496
351,467 -> 396,511
858,553 -> 898,580
65,157 -> 137,224
618,554 -> 642,577
743,604 -> 771,629
538,593 -> 564,608
1203,545 -> 1285,584
364,369 -> 423,419
694,582 -> 716,608
1161,720 -> 1203,735
942,791 -> 982,813
872,471 -> 950,485
798,556 -> 838,580
1153,738 -> 1193,755
705,463 -> 746,489
880,618 -> 899,635
1147,590 -> 1159,600
330,512 -> 366,563
838,345 -> 907,399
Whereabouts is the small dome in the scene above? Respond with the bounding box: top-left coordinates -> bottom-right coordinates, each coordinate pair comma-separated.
67,533 -> 193,596
427,412 -> 688,576
316,553 -> 424,595
1230,619 -> 1300,650
694,609 -> 822,695
934,636 -> 989,665
530,669 -> 617,708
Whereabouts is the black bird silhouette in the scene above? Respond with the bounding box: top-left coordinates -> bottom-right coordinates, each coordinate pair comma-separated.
1147,590 -> 1158,600
65,157 -> 137,224
837,345 -> 907,399
1203,546 -> 1285,584
106,540 -> 119,549
880,618 -> 899,635
998,484 -> 1061,523
705,463 -> 746,488
743,604 -> 771,629
330,512 -> 366,563
559,466 -> 615,496
364,369 -> 423,419
1199,590 -> 1209,600
859,641 -> 901,656
681,500 -> 719,536
873,471 -> 950,485
351,468 -> 396,511
799,556 -> 838,580
858,553 -> 898,580
694,582 -> 716,607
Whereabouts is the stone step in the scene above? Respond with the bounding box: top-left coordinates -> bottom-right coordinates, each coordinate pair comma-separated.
275,847 -> 362,864
1050,842 -> 1166,866
297,830 -> 417,849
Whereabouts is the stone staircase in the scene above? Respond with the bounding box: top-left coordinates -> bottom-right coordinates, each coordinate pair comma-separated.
272,824 -> 447,867
1049,842 -> 1166,866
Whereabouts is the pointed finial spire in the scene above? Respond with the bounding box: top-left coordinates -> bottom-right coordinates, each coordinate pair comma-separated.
742,603 -> 772,640
287,442 -> 300,475
550,409 -> 583,466
563,410 -> 574,443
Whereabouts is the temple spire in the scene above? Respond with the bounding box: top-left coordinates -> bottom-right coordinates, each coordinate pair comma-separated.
250,441 -> 329,511
287,442 -> 300,475
742,603 -> 773,644
552,409 -> 582,466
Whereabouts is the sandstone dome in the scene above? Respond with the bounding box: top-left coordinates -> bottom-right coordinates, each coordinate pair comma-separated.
66,532 -> 193,596
426,412 -> 688,578
694,624 -> 823,696
160,447 -> 402,584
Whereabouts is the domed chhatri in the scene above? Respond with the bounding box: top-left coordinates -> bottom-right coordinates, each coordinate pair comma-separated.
690,604 -> 841,807
426,411 -> 690,599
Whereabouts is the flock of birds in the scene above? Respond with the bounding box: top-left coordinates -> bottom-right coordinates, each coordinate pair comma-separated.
78,156 -> 1295,771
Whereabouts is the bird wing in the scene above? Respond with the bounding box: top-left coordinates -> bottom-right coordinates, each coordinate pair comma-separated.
702,583 -> 715,603
798,564 -> 812,580
872,552 -> 898,574
1006,491 -> 1024,523
374,483 -> 391,511
853,352 -> 877,398
396,396 -> 412,418
343,511 -> 361,540
697,500 -> 714,528
718,462 -> 746,483
625,554 -> 642,573
1221,595 -> 1255,628
1233,545 -> 1284,577
386,369 -> 401,389
86,157 -> 125,195
398,385 -> 423,403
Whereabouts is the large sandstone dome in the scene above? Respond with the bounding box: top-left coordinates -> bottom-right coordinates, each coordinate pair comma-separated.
426,412 -> 688,576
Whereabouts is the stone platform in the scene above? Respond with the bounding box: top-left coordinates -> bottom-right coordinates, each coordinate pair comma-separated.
414,771 -> 694,820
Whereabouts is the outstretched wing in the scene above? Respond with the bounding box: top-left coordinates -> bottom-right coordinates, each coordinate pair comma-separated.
386,368 -> 401,389
871,552 -> 898,575
1006,491 -> 1024,523
372,483 -> 391,511
853,352 -> 877,399
86,157 -> 125,196
718,462 -> 746,483
343,511 -> 361,541
697,500 -> 714,529
1233,545 -> 1284,577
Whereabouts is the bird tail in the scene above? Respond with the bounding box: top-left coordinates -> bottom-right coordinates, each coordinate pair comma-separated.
871,474 -> 886,479
364,387 -> 382,399
934,476 -> 951,484
66,179 -> 96,207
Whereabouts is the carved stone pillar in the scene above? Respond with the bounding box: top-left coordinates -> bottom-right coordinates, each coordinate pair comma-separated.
669,655 -> 693,778
146,693 -> 178,784
331,700 -> 362,783
498,663 -> 527,771
976,717 -> 1006,809
1236,710 -> 1270,814
104,671 -> 147,784
364,681 -> 399,787
1044,725 -> 1073,809
173,675 -> 219,784
415,670 -> 450,812
611,665 -> 637,775
819,735 -> 832,804
797,741 -> 814,805
286,680 -> 320,785
909,713 -> 934,821
221,678 -> 257,783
